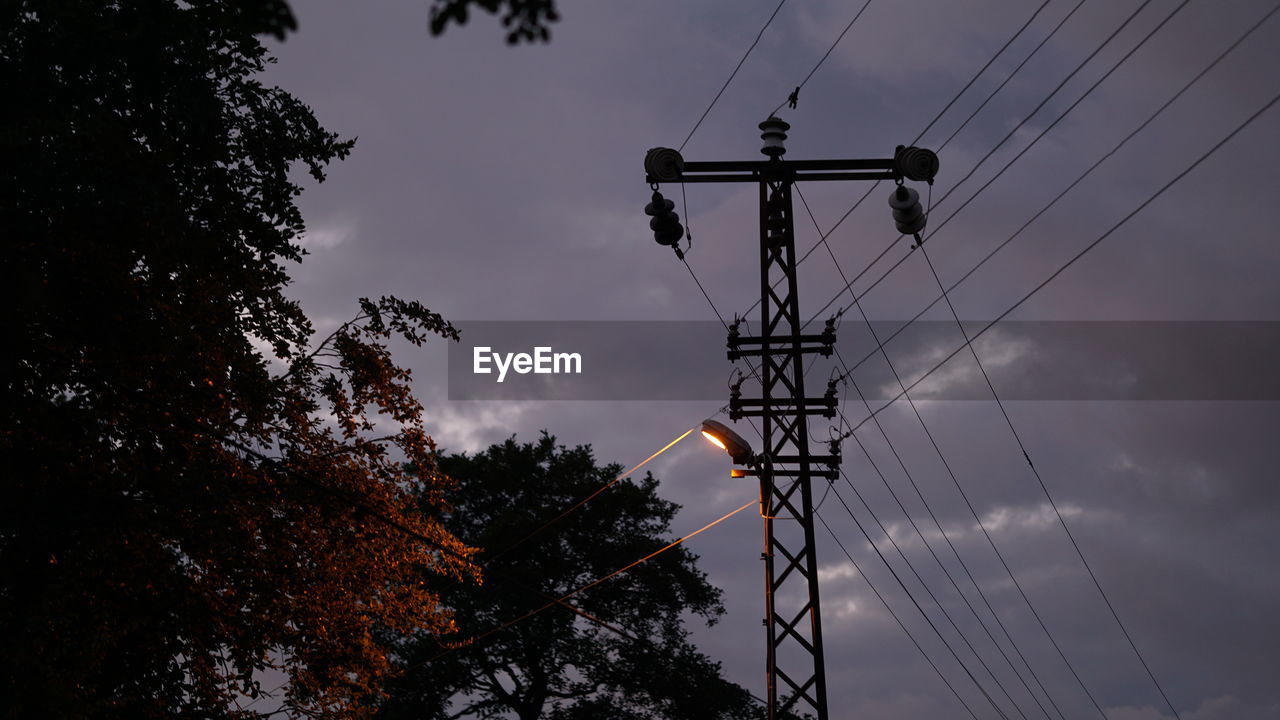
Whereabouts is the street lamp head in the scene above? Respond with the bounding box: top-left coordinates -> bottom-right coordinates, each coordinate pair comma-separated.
701,419 -> 754,464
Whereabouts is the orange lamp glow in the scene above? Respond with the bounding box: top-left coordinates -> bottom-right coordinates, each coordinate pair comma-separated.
701,430 -> 727,451
700,419 -> 754,465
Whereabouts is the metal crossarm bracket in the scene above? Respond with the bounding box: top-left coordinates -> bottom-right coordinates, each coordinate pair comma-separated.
646,158 -> 898,185
728,344 -> 833,360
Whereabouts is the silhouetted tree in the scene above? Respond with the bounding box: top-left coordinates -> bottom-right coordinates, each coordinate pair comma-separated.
379,435 -> 763,720
1,2 -> 477,717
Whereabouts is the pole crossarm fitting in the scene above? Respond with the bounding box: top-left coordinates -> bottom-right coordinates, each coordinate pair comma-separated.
643,144 -> 939,187
647,158 -> 899,185
730,405 -> 838,420
731,468 -> 840,481
731,410 -> 833,421
730,398 -> 837,409
730,333 -> 833,345
728,345 -> 833,360
767,454 -> 840,466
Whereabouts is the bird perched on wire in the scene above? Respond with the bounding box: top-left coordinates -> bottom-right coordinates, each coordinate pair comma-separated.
787,86 -> 800,109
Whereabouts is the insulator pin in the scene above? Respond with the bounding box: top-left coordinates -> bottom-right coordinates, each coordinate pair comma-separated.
644,147 -> 685,182
894,145 -> 940,182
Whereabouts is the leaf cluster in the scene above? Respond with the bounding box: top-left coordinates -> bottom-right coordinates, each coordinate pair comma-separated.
428,0 -> 561,44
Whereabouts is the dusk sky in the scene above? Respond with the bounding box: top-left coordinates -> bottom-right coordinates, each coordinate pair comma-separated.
263,1 -> 1280,718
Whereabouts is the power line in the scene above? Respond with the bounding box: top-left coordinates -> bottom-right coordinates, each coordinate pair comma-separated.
682,255 -> 731,330
815,510 -> 982,720
670,7 -> 1249,712
820,484 -> 1012,720
672,8 -> 1084,704
794,180 -> 1089,720
804,0 -> 1176,329
766,0 -> 875,118
679,0 -> 789,153
806,290 -> 1056,720
675,9 -> 1264,707
934,0 -> 1087,152
914,0 -> 1056,146
923,0 -> 1165,226
842,88 -> 1280,438
925,238 -> 1188,717
838,361 -> 1107,719
795,9 -> 1277,685
834,366 -> 1072,719
784,0 -> 1069,264
911,32 -> 1280,694
803,0 -> 1192,327
819,266 -> 1081,719
874,14 -> 1277,693
822,96 -> 1280,720
915,0 -> 1193,252
838,428 -> 1062,720
739,0 -> 1060,322
819,0 -> 1280,387
821,319 -> 1057,720
655,4 -> 1274,712
814,0 -> 1066,245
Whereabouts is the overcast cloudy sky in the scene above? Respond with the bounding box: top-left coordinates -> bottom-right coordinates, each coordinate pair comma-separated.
264,1 -> 1279,718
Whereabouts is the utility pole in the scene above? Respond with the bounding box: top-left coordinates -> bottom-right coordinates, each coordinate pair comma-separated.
644,120 -> 938,720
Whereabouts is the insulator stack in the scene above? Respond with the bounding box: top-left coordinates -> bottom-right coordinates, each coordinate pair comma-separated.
645,190 -> 683,246
759,116 -> 790,158
889,185 -> 926,236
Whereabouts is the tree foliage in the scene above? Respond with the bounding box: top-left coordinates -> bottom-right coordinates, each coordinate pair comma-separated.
1,2 -> 476,717
428,0 -> 561,44
379,435 -> 762,720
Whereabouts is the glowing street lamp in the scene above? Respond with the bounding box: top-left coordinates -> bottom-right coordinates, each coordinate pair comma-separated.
700,419 -> 754,465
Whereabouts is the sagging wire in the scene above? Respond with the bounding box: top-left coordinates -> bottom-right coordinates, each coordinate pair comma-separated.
681,180 -> 693,253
